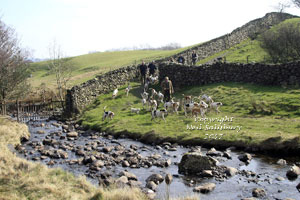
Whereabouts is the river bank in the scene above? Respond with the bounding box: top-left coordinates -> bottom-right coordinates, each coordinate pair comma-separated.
15,117 -> 300,200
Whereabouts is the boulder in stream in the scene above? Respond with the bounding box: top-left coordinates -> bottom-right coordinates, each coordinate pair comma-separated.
238,153 -> 252,163
277,159 -> 287,165
119,171 -> 137,181
252,188 -> 266,198
286,165 -> 300,179
146,174 -> 164,184
225,167 -> 238,177
146,181 -> 157,191
193,183 -> 216,193
178,152 -> 217,175
66,131 -> 78,138
165,174 -> 173,185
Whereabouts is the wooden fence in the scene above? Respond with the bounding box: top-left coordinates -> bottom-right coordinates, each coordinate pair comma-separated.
0,99 -> 65,122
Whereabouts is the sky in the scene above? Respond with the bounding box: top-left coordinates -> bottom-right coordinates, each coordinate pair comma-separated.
1,0 -> 299,59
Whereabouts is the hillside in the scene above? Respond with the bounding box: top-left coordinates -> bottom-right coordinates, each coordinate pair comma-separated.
29,47 -> 194,89
197,17 -> 300,64
28,12 -> 298,92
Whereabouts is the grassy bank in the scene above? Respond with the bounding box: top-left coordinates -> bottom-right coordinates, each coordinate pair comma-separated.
80,82 -> 300,152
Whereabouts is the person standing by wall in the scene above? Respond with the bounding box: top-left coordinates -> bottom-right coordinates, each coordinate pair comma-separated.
191,50 -> 198,65
161,76 -> 174,102
139,60 -> 147,85
177,56 -> 185,64
148,60 -> 157,76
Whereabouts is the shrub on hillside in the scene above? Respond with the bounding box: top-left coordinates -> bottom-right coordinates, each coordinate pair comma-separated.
259,22 -> 300,63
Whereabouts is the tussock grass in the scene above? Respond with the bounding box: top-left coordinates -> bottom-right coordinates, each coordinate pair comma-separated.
81,82 -> 300,147
97,186 -> 147,200
0,117 -> 99,200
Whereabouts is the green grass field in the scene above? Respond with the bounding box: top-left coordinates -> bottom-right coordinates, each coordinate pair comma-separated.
29,46 -> 195,90
80,82 -> 300,149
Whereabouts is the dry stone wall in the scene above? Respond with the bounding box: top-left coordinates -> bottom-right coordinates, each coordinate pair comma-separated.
65,61 -> 300,115
158,61 -> 300,89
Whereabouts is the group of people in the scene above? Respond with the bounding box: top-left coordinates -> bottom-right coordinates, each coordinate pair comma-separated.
139,60 -> 157,85
139,60 -> 174,102
176,50 -> 198,65
139,50 -> 198,102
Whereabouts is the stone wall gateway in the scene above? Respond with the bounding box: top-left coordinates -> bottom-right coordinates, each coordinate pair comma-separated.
65,65 -> 139,114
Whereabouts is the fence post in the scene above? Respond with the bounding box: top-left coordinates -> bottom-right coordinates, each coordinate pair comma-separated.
3,100 -> 6,116
16,99 -> 20,122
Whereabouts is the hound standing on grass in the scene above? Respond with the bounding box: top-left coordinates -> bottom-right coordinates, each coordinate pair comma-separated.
150,88 -> 158,99
192,101 -> 209,118
151,108 -> 168,122
102,106 -> 115,121
125,85 -> 131,97
148,98 -> 158,111
201,94 -> 214,104
144,80 -> 150,91
141,91 -> 149,100
164,98 -> 180,114
184,100 -> 208,116
149,75 -> 158,85
141,96 -> 147,109
210,102 -> 223,114
157,91 -> 164,104
182,94 -> 192,104
131,108 -> 141,114
112,88 -> 118,99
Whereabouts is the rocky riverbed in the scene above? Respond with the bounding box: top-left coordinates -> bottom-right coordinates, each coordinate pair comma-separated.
15,119 -> 300,200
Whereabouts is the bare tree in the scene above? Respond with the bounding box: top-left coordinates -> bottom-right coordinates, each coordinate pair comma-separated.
274,1 -> 291,12
0,18 -> 30,111
48,40 -> 73,110
291,0 -> 300,8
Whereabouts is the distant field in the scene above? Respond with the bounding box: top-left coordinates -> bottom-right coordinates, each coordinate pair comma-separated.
197,18 -> 300,65
29,17 -> 300,92
29,46 -> 194,90
80,82 -> 300,149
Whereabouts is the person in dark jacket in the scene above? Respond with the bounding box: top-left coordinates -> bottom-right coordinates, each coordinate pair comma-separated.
177,56 -> 185,64
139,60 -> 147,85
191,50 -> 198,65
148,60 -> 157,76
